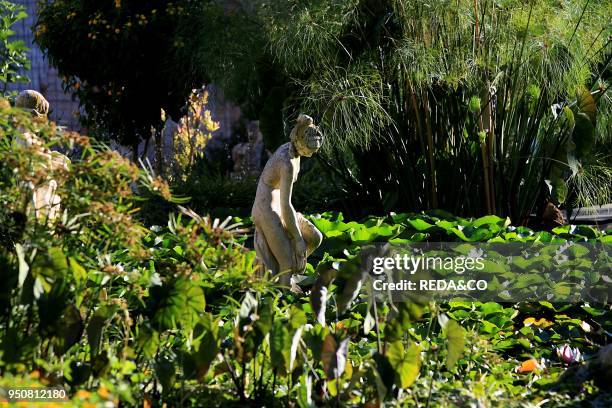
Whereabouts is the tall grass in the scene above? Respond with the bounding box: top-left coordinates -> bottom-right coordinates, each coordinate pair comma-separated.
259,0 -> 611,221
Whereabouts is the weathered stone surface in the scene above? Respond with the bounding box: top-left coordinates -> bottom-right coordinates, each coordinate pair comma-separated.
231,121 -> 267,177
14,90 -> 70,223
252,114 -> 324,284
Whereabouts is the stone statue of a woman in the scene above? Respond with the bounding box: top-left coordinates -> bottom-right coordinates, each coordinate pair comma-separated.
13,90 -> 70,223
252,114 -> 323,284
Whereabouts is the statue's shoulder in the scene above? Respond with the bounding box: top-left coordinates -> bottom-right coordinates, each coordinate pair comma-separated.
270,142 -> 293,162
272,142 -> 291,155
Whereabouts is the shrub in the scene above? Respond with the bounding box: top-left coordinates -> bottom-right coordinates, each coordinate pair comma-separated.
35,0 -> 205,166
0,0 -> 30,95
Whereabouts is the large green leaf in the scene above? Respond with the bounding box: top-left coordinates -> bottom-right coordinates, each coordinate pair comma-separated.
254,296 -> 275,337
407,218 -> 435,232
576,87 -> 596,123
320,334 -> 350,380
441,318 -> 466,370
136,325 -> 160,358
156,355 -> 176,392
296,372 -> 314,408
336,260 -> 367,314
86,304 -> 119,359
386,341 -> 421,388
15,243 -> 28,288
572,112 -> 595,159
195,313 -> 220,380
152,278 -> 206,331
54,303 -> 83,356
270,319 -> 291,373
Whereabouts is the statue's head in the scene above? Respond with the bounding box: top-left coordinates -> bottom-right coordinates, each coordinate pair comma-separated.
15,90 -> 49,118
290,114 -> 323,157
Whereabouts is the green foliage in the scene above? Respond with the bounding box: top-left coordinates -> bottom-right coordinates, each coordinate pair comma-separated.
386,340 -> 421,389
35,0 -> 205,145
0,0 -> 29,95
191,0 -> 612,221
177,0 -> 274,120
1,104 -> 610,406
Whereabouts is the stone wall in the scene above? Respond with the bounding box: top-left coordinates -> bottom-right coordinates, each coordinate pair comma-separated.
7,0 -> 81,130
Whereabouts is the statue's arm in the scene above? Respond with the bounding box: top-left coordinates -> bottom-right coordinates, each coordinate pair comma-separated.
279,162 -> 302,242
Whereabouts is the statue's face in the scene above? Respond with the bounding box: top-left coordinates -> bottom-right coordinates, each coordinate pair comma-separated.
298,126 -> 323,157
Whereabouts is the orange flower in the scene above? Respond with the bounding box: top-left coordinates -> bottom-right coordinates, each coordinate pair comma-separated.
74,390 -> 91,399
97,385 -> 110,399
517,358 -> 539,373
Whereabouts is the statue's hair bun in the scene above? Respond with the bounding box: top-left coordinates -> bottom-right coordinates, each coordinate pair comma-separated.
296,114 -> 313,126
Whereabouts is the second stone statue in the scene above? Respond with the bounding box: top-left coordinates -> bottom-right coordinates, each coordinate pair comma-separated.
252,114 -> 324,285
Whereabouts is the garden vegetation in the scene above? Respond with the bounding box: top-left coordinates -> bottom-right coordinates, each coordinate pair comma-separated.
0,0 -> 610,407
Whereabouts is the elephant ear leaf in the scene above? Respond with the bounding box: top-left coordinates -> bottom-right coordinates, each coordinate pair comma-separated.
270,320 -> 291,374
321,335 -> 350,379
55,303 -> 83,356
439,315 -> 466,370
386,341 -> 421,388
335,261 -> 367,315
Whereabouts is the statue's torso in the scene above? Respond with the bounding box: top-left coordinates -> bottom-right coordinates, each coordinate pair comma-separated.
252,143 -> 299,221
259,143 -> 299,187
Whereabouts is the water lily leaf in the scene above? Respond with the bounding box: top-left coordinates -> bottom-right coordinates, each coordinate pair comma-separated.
436,220 -> 456,231
523,317 -> 553,328
311,218 -> 350,235
479,302 -> 504,316
350,228 -> 377,244
450,227 -> 491,242
472,215 -> 508,228
407,219 -> 435,231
